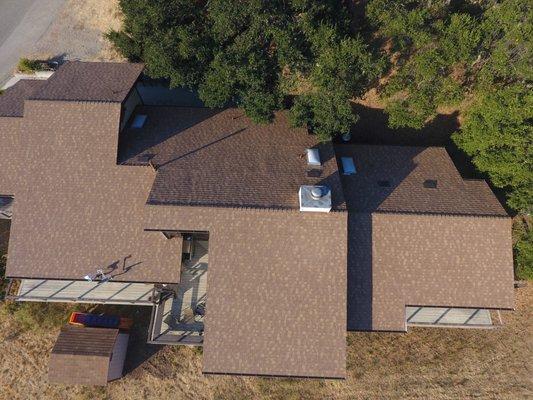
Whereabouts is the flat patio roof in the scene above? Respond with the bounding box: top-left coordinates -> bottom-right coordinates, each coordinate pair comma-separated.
10,279 -> 156,305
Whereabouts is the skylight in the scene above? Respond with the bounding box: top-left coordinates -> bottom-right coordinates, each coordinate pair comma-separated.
131,114 -> 147,129
341,157 -> 356,175
306,148 -> 321,166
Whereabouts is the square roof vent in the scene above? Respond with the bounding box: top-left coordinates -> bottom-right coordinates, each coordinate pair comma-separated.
341,157 -> 356,175
131,114 -> 147,129
423,179 -> 438,189
299,185 -> 331,213
306,148 -> 321,166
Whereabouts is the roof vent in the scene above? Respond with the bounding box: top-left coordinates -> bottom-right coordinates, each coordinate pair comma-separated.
306,148 -> 321,166
0,196 -> 14,220
341,157 -> 356,175
423,179 -> 438,189
299,185 -> 332,213
307,169 -> 322,178
131,114 -> 147,129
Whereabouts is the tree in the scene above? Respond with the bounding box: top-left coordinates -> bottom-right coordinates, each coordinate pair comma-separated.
370,6 -> 482,129
108,0 -> 380,138
290,91 -> 358,141
452,84 -> 532,213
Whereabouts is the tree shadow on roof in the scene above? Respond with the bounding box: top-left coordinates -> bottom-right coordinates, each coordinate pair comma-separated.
117,105 -> 223,165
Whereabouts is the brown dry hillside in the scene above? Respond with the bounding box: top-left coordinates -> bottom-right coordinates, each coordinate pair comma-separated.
0,286 -> 531,400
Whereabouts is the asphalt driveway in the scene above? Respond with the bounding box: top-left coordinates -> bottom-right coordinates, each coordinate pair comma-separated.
0,0 -> 66,86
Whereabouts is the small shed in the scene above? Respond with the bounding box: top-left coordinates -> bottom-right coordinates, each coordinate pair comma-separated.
48,325 -> 129,386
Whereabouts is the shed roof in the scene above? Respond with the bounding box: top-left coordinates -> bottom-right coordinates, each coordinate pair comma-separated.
30,61 -> 143,103
48,325 -> 118,386
52,325 -> 118,356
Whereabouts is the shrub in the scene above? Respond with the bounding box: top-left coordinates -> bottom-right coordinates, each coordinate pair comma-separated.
513,218 -> 533,280
17,58 -> 42,74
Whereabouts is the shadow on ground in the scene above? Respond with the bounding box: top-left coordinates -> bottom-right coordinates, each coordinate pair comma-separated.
88,303 -> 162,375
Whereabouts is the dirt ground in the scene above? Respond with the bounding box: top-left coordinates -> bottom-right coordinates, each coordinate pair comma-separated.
29,0 -> 123,62
0,285 -> 531,400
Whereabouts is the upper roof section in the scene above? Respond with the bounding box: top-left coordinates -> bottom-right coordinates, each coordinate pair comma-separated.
29,61 -> 143,103
0,80 -> 46,117
119,106 -> 346,211
336,144 -> 508,217
52,325 -> 118,357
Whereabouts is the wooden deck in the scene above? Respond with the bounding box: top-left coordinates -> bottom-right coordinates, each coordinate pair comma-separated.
14,279 -> 156,305
150,240 -> 208,344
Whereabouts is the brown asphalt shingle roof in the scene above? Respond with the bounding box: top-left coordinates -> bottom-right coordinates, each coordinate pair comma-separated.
6,100 -> 183,283
0,62 -> 516,378
144,205 -> 347,378
48,325 -> 118,386
0,80 -> 45,117
30,61 -> 143,103
119,107 -> 346,210
335,145 -> 507,216
340,145 -> 514,331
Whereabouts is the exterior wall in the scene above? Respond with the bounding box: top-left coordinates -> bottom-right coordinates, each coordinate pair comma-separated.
371,213 -> 514,331
107,333 -> 129,381
119,88 -> 142,132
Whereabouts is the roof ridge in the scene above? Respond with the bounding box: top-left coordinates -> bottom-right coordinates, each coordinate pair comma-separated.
372,209 -> 509,218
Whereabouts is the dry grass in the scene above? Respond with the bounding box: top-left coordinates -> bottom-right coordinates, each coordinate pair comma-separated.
0,286 -> 531,400
30,0 -> 124,62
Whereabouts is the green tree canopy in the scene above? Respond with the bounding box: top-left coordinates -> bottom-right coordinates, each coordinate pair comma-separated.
108,0 -> 382,139
452,84 -> 532,213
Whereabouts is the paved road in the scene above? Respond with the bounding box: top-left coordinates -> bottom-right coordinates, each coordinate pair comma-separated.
0,0 -> 66,86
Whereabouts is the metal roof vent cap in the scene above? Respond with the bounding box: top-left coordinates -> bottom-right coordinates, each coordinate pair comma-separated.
299,185 -> 332,213
311,186 -> 326,199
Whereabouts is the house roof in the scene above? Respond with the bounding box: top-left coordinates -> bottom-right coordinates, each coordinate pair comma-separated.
335,145 -> 507,216
144,205 -> 348,378
5,100 -> 183,283
0,79 -> 46,117
119,106 -> 346,210
340,145 -> 514,332
347,213 -> 515,331
30,61 -> 143,103
0,62 -> 516,379
48,325 -> 118,386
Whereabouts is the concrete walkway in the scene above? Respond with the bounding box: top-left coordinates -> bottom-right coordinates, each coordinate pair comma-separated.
0,0 -> 66,86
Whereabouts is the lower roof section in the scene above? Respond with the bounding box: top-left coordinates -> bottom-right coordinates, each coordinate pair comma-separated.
11,279 -> 156,305
144,205 -> 348,379
348,212 -> 514,332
